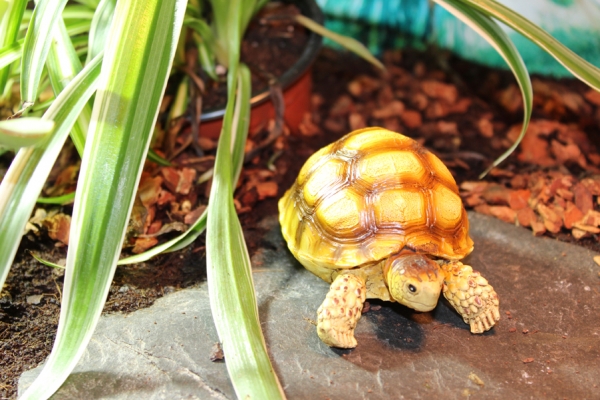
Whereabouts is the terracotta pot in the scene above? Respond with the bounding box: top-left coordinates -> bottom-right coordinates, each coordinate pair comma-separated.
199,0 -> 323,139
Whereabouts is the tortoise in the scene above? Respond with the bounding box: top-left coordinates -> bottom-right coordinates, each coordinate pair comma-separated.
278,127 -> 500,348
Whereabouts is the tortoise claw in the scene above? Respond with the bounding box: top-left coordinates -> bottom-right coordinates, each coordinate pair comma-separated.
469,303 -> 501,334
441,262 -> 500,333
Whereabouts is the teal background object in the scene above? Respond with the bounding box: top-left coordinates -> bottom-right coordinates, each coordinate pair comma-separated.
316,0 -> 600,77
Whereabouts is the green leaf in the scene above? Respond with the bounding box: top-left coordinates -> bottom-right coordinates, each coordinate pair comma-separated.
0,39 -> 23,70
185,16 -> 219,79
207,61 -> 285,400
46,17 -> 90,155
62,18 -> 91,37
20,0 -> 69,111
202,1 -> 285,396
295,14 -> 384,70
0,117 -> 54,148
36,191 -> 75,205
72,0 -> 100,8
147,148 -> 171,166
18,0 -> 186,397
169,74 -> 189,120
30,252 -> 66,269
230,60 -> 251,184
195,36 -> 218,80
0,0 -> 27,92
433,0 -> 532,177
184,16 -> 215,44
62,4 -> 95,21
0,52 -> 101,302
460,0 -> 600,91
86,0 -> 116,64
118,210 -> 207,264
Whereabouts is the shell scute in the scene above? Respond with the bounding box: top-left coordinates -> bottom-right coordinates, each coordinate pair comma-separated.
297,145 -> 334,186
432,183 -> 464,230
342,127 -> 413,151
315,187 -> 364,237
303,157 -> 347,207
373,188 -> 426,230
423,150 -> 457,191
357,150 -> 426,187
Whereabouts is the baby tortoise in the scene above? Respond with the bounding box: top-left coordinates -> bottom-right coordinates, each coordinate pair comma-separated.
278,127 -> 500,348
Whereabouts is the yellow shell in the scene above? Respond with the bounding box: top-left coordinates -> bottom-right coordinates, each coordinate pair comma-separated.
278,127 -> 473,284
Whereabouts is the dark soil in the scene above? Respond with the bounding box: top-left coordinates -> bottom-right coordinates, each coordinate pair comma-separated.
200,2 -> 309,112
3,45 -> 600,398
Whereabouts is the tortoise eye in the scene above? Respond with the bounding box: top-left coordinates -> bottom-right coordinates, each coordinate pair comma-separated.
408,284 -> 417,293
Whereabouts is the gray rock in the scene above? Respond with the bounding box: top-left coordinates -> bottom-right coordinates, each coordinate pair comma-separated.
20,212 -> 600,399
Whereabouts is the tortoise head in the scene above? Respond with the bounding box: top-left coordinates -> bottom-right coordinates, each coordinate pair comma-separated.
384,252 -> 444,312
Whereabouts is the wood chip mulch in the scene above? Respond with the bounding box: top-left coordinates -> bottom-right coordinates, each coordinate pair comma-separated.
27,49 -> 600,254
303,49 -> 600,252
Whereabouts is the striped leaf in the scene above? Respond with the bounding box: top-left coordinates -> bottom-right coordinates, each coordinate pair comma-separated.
0,53 -> 101,303
207,61 -> 284,400
205,0 -> 285,397
85,0 -> 115,64
46,16 -> 91,155
0,39 -> 23,70
18,0 -> 186,398
0,117 -> 54,148
295,14 -> 384,70
0,0 -> 27,92
433,0 -> 532,176
20,0 -> 68,111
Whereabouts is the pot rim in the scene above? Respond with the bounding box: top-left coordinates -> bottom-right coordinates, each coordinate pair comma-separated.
201,0 -> 324,122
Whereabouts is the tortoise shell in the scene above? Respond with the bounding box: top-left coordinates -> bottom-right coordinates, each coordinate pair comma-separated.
278,127 -> 473,280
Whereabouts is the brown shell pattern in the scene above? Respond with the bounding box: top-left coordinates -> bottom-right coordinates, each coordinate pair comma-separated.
279,127 -> 474,271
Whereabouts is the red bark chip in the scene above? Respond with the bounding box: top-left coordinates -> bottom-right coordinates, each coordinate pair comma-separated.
421,80 -> 458,104
572,183 -> 594,214
488,206 -> 517,224
517,207 -> 537,228
581,177 -> 600,195
563,202 -> 585,229
138,176 -> 163,208
43,213 -> 71,246
132,237 -> 159,254
329,94 -> 354,116
460,181 -> 489,193
400,110 -> 422,129
477,118 -> 494,138
508,189 -> 531,210
348,112 -> 367,131
371,100 -> 405,119
482,184 -> 511,206
256,181 -> 278,200
178,168 -> 197,195
536,203 -> 563,233
448,98 -> 472,114
497,84 -> 523,113
584,89 -> 600,106
531,219 -> 547,236
425,101 -> 450,119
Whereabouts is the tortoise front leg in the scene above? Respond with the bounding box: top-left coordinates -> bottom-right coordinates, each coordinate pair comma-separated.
440,261 -> 500,333
317,273 -> 367,348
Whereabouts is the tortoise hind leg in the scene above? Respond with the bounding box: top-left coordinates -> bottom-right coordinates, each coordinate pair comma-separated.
440,261 -> 500,333
317,273 -> 367,348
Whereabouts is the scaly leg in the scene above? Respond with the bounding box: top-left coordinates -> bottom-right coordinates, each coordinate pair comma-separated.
440,261 -> 500,333
316,273 -> 367,348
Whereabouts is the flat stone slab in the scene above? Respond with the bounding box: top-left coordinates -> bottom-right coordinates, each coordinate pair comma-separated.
20,212 -> 600,399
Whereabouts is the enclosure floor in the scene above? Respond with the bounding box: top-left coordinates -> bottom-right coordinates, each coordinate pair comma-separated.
19,212 -> 600,399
